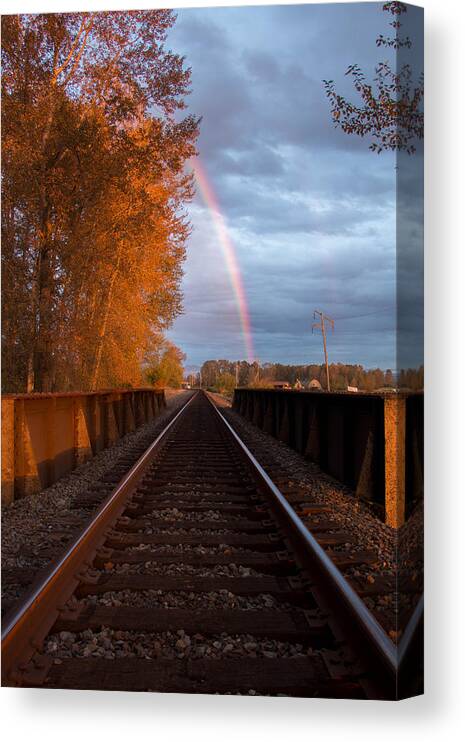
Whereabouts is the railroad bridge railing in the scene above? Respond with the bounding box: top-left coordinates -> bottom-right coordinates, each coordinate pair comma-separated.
1,388 -> 166,505
232,388 -> 423,528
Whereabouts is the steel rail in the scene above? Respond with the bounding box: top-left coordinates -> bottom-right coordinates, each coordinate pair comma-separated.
398,594 -> 423,667
206,392 -> 400,691
2,388 -> 422,697
208,392 -> 424,695
1,391 -> 198,679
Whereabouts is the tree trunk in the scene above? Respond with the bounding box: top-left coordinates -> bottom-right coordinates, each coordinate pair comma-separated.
26,247 -> 42,392
28,91 -> 58,392
31,199 -> 55,391
89,246 -> 123,390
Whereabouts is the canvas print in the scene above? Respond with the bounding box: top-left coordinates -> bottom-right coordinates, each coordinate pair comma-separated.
1,2 -> 424,700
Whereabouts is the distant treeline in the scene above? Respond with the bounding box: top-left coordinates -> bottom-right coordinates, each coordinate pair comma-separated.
198,360 -> 424,394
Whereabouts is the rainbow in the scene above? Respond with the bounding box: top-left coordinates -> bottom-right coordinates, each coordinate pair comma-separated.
192,158 -> 255,363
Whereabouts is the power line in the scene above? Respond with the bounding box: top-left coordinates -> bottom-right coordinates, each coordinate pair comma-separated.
331,307 -> 393,322
312,310 -> 334,391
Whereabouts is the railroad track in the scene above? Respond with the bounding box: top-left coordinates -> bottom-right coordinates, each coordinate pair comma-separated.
1,391 -> 421,698
1,393 -> 189,618
215,398 -> 424,639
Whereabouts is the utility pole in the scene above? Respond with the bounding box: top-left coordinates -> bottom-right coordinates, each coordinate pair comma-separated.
199,367 -> 202,389
235,362 -> 239,387
312,310 -> 334,391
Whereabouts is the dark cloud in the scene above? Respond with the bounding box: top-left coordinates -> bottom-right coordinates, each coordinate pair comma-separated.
212,146 -> 285,178
166,3 -> 423,372
242,49 -> 280,84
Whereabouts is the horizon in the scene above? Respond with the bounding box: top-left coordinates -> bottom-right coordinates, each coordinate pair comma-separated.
184,359 -> 423,375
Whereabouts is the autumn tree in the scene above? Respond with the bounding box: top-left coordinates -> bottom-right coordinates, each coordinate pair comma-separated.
216,373 -> 236,397
385,369 -> 395,387
398,366 -> 423,391
145,340 -> 185,389
323,2 -> 423,154
2,11 -> 199,392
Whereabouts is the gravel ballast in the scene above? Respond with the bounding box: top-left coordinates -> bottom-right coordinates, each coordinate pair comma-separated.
44,628 -> 315,661
105,563 -> 264,578
208,392 -> 424,640
1,390 -> 192,611
84,589 -> 291,611
2,388 -> 423,648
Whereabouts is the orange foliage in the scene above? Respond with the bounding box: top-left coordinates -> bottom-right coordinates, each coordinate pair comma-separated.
2,11 -> 199,391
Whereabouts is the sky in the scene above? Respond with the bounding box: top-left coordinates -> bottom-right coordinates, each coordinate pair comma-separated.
165,2 -> 424,371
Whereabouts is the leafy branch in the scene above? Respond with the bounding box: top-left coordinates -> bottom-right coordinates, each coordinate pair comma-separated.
323,1 -> 423,154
